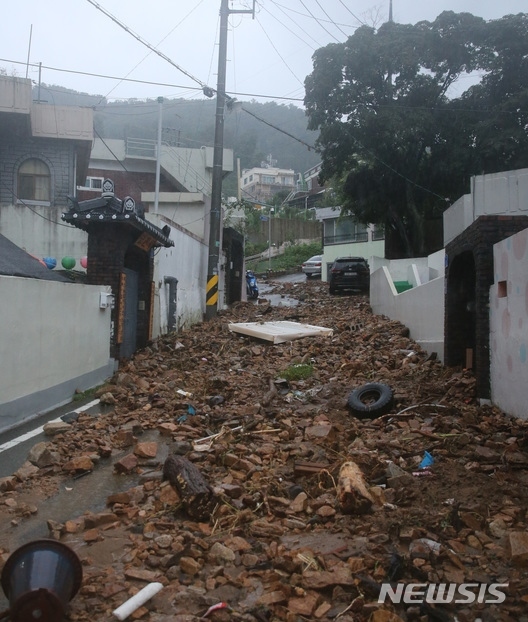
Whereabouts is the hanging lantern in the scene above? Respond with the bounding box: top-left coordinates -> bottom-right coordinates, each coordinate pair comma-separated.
42,257 -> 57,270
80,256 -> 88,269
61,257 -> 76,270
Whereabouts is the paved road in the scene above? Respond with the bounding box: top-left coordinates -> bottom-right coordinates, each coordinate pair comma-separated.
0,397 -> 102,479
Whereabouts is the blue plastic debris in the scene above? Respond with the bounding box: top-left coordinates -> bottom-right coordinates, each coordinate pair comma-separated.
177,403 -> 196,423
418,450 -> 435,469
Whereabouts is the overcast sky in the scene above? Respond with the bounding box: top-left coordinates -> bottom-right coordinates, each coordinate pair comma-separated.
1,0 -> 526,106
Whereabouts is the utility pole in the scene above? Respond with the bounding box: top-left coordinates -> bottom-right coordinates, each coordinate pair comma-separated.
154,97 -> 163,214
205,0 -> 254,320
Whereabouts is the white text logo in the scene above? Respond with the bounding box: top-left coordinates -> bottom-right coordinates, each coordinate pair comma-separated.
378,583 -> 508,605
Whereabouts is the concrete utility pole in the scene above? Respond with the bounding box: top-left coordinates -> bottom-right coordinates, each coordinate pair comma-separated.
205,0 -> 255,320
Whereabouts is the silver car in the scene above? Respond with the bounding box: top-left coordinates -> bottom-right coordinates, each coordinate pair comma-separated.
301,255 -> 322,278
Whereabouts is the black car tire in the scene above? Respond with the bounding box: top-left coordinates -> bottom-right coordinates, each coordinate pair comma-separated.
329,285 -> 336,295
347,383 -> 393,418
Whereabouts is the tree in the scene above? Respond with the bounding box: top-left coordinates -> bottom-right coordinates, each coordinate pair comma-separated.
304,11 -> 528,257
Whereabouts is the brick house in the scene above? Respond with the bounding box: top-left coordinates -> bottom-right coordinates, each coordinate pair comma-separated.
0,74 -> 93,262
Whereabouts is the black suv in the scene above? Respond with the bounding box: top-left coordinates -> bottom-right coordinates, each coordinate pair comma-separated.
328,257 -> 370,294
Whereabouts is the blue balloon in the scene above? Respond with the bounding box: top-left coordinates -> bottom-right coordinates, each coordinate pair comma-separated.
43,257 -> 57,270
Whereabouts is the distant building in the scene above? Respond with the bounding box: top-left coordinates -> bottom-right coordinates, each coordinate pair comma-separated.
240,156 -> 295,202
284,162 -> 326,211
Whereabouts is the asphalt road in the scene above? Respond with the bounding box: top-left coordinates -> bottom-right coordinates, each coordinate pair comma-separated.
0,397 -> 102,479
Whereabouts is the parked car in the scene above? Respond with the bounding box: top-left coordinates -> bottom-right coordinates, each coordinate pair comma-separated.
328,257 -> 370,294
301,255 -> 322,278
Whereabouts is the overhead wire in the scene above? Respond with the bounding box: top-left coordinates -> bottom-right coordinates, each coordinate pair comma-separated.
254,17 -> 305,87
84,0 -> 211,93
98,0 -> 207,106
298,0 -> 341,42
336,0 -> 368,27
313,0 -> 350,39
262,2 -> 321,50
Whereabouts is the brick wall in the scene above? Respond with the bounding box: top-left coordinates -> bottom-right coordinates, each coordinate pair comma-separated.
445,215 -> 528,399
86,224 -> 154,359
0,136 -> 76,208
77,169 -> 180,205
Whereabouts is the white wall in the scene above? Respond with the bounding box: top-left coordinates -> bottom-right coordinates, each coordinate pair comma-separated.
0,205 -> 88,267
0,277 -> 114,432
370,256 -> 445,362
143,192 -> 207,239
490,228 -> 528,419
147,213 -> 209,337
444,169 -> 528,245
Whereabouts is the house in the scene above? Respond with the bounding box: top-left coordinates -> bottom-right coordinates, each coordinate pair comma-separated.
0,75 -> 93,262
370,167 -> 528,419
240,157 -> 296,202
283,163 -> 386,276
283,162 -> 326,211
76,137 -> 238,337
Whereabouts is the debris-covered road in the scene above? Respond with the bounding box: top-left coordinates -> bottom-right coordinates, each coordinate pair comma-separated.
1,278 -> 528,622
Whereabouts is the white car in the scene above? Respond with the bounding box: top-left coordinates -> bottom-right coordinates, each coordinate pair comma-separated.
301,255 -> 322,278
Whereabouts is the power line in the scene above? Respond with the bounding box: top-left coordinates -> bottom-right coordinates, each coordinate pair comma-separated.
99,0 -> 207,105
313,0 -> 349,39
298,0 -> 340,42
85,0 -> 211,93
241,106 -> 315,150
254,17 -> 305,87
263,2 -> 321,50
0,57 -> 305,103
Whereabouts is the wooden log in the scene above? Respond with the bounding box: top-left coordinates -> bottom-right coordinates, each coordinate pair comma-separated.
337,460 -> 374,515
293,461 -> 330,477
162,455 -> 216,521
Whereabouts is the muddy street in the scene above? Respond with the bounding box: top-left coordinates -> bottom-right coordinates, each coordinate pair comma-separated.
1,278 -> 527,622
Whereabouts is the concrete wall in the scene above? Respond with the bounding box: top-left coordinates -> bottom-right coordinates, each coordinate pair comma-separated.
0,204 -> 88,264
490,228 -> 528,419
370,253 -> 446,362
143,193 -> 207,240
444,169 -> 528,245
0,277 -> 114,432
148,213 -> 208,336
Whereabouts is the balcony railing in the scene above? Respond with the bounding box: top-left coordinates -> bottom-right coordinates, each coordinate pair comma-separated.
126,138 -> 157,159
323,232 -> 368,245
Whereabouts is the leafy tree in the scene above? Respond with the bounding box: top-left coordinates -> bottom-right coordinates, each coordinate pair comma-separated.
223,198 -> 262,241
304,11 -> 528,257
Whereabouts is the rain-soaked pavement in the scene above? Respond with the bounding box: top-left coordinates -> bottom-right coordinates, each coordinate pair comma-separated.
253,271 -> 312,307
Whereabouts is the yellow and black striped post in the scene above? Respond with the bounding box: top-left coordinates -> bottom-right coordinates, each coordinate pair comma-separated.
205,273 -> 219,319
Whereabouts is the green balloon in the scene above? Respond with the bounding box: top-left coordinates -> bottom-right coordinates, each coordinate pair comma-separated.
61,256 -> 76,270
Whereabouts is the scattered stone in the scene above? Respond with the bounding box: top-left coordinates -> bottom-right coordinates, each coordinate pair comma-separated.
43,421 -> 72,436
114,454 -> 138,473
27,442 -> 61,468
62,455 -> 94,473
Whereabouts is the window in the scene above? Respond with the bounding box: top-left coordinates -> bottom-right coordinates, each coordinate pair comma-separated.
262,175 -> 275,184
79,176 -> 104,191
18,158 -> 51,203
